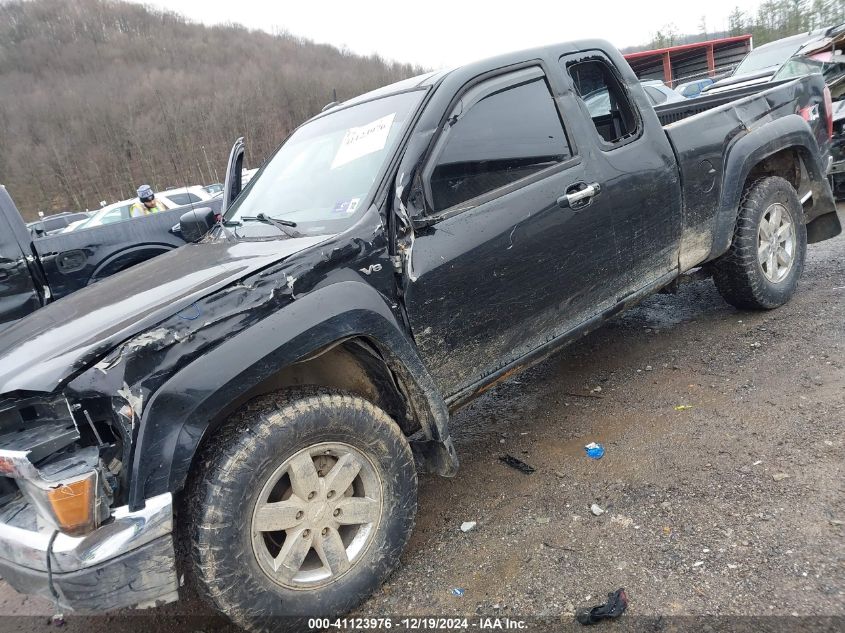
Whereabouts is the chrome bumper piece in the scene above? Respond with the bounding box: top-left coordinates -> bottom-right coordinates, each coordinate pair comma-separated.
0,492 -> 178,611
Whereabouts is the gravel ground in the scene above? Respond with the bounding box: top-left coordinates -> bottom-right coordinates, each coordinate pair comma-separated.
1,221 -> 842,633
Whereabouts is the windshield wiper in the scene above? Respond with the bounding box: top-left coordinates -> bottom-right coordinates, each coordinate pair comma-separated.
237,213 -> 301,238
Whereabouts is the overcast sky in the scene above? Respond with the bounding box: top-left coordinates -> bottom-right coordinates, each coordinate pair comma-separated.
146,0 -> 762,68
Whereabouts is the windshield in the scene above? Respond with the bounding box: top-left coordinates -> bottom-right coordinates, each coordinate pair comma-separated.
226,90 -> 424,235
773,56 -> 825,80
734,39 -> 803,75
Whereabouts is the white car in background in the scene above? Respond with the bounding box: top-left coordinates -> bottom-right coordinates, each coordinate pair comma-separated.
65,186 -> 215,232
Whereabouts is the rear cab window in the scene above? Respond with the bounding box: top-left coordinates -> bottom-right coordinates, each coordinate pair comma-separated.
564,53 -> 641,147
426,66 -> 573,213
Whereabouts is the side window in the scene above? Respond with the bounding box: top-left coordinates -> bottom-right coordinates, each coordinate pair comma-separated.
566,56 -> 639,145
429,72 -> 572,212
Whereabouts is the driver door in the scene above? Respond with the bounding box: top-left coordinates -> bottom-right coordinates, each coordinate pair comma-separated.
402,66 -> 623,398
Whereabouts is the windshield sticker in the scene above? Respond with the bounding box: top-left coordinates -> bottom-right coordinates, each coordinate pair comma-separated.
332,197 -> 360,214
331,113 -> 396,169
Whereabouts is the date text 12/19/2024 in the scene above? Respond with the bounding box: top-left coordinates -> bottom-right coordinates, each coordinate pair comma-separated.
308,617 -> 529,630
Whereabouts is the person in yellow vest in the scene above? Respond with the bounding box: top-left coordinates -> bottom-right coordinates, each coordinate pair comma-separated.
129,184 -> 170,217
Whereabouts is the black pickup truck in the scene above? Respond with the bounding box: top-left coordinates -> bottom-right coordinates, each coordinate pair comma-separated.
0,40 -> 839,630
0,188 -> 222,328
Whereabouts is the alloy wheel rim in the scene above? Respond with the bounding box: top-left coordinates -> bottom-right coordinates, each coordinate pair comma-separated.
250,441 -> 383,589
757,202 -> 795,283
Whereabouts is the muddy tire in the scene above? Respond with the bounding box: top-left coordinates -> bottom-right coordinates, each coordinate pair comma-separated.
185,389 -> 417,632
713,176 -> 807,310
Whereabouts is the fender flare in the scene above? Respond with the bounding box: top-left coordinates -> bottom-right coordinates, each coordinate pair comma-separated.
127,281 -> 455,509
709,114 -> 837,259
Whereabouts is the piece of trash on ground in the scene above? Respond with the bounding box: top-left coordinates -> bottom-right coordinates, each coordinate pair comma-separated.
460,521 -> 476,533
590,503 -> 605,516
772,473 -> 790,481
576,588 -> 628,625
674,405 -> 693,411
451,588 -> 465,597
584,442 -> 605,459
499,454 -> 535,474
536,516 -> 550,524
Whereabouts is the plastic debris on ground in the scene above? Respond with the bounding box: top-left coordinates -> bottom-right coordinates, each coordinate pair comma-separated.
674,405 -> 693,411
499,454 -> 535,474
584,442 -> 605,459
460,521 -> 476,532
576,588 -> 628,625
590,503 -> 605,516
451,588 -> 465,597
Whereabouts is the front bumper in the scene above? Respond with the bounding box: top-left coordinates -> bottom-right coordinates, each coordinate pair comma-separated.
0,492 -> 178,611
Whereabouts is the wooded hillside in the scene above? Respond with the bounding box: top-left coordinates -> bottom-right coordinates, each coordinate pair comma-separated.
0,0 -> 423,219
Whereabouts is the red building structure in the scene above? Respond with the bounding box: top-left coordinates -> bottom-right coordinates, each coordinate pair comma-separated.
623,35 -> 753,87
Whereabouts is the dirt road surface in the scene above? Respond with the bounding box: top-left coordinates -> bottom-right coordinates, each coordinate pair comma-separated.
1,223 -> 842,632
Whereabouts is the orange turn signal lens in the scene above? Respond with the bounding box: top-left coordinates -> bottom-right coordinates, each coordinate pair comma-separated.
46,473 -> 96,536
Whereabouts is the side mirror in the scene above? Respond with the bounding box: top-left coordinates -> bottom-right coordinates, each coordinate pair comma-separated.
179,207 -> 216,242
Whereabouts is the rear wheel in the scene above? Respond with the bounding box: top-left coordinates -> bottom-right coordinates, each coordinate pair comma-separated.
186,389 -> 417,632
713,176 -> 807,310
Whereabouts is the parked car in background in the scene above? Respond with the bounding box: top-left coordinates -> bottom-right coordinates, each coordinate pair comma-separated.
67,198 -> 136,231
640,79 -> 687,105
0,185 -> 222,328
585,79 -> 684,115
158,185 -> 215,207
0,38 -> 836,628
675,77 -> 714,98
27,211 -> 90,236
64,186 -> 216,233
203,183 -> 223,196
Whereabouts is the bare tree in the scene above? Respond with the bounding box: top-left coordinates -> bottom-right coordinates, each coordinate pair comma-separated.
0,0 -> 424,219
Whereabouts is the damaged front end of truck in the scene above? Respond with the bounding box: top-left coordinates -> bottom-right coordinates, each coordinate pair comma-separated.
0,391 -> 177,610
0,230 -> 356,610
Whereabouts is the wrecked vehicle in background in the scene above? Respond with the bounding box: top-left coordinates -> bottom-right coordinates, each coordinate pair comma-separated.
0,187 -> 223,329
705,24 -> 845,197
0,39 -> 839,631
831,100 -> 845,196
705,23 -> 845,94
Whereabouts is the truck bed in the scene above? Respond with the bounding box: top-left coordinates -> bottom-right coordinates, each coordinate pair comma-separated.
652,74 -> 830,271
653,79 -> 795,126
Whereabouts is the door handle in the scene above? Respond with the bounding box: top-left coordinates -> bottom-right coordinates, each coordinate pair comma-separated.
557,182 -> 601,209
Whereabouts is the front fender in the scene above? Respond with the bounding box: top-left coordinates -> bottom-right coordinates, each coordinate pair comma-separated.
127,281 -> 454,509
711,114 -> 839,259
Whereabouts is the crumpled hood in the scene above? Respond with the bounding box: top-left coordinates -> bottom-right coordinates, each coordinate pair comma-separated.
0,235 -> 331,394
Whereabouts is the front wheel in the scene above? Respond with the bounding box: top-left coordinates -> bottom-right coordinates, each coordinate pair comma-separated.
713,176 -> 807,310
186,389 -> 417,632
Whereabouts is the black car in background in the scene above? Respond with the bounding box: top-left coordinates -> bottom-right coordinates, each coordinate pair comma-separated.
0,186 -> 222,329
